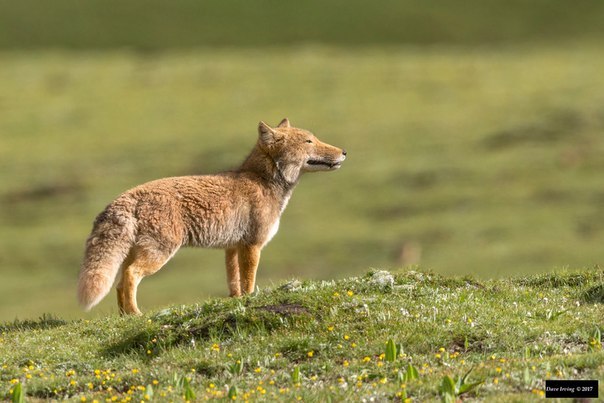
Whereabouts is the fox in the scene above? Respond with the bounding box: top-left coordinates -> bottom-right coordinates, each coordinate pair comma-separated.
77,119 -> 346,315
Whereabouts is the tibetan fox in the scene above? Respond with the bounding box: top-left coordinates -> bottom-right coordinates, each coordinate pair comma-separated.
78,119 -> 346,314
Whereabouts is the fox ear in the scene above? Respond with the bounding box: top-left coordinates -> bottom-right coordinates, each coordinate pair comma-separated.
258,121 -> 281,145
277,118 -> 291,128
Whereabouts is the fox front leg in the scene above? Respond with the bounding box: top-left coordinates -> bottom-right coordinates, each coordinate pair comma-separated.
237,245 -> 261,295
225,248 -> 241,297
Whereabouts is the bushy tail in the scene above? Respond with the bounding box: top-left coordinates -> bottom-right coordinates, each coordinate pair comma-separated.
78,200 -> 136,311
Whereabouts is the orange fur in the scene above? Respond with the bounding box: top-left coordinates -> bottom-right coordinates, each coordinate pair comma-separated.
78,119 -> 346,314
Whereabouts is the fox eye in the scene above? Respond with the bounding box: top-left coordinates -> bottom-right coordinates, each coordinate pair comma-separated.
305,139 -> 313,144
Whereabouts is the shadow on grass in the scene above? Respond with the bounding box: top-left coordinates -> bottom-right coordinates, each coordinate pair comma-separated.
0,313 -> 68,332
514,272 -> 594,288
582,284 -> 604,304
100,303 -> 311,359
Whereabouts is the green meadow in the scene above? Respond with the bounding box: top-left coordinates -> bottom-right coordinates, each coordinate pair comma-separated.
1,2 -> 604,401
1,269 -> 603,401
1,45 -> 604,320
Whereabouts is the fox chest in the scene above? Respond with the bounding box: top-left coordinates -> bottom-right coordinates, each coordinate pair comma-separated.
262,193 -> 290,246
263,218 -> 280,246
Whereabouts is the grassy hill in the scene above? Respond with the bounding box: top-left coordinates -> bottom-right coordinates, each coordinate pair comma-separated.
1,268 -> 603,401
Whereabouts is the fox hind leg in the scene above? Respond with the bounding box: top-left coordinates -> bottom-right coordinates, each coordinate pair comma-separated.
116,253 -> 135,314
117,243 -> 178,315
117,264 -> 144,315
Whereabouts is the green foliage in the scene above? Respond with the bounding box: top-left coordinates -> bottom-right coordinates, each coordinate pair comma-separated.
291,366 -> 301,385
439,368 -> 484,402
404,363 -> 419,382
589,327 -> 602,352
397,362 -> 420,391
439,375 -> 457,403
182,376 -> 196,401
11,382 -> 23,403
385,339 -> 398,362
228,385 -> 238,400
545,308 -> 568,321
228,359 -> 244,377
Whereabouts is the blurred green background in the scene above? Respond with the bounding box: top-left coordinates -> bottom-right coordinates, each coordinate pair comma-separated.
1,1 -> 604,320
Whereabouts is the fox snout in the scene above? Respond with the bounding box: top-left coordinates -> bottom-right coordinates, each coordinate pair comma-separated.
305,146 -> 346,172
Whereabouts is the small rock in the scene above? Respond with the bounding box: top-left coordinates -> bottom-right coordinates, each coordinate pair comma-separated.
279,280 -> 302,292
368,270 -> 395,290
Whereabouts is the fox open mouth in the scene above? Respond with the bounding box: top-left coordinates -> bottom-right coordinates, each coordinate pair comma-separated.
306,159 -> 341,169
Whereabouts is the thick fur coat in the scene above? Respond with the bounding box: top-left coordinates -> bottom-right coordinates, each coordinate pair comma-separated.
78,119 -> 346,314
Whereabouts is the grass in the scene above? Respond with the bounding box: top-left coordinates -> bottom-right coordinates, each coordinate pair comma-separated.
1,268 -> 603,401
1,1 -> 604,49
1,45 -> 604,319
2,6 -> 603,401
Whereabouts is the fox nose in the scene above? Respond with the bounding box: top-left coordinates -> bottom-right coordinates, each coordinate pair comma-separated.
342,149 -> 347,156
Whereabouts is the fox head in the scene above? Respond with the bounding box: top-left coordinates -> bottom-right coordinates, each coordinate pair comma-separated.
258,118 -> 347,184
